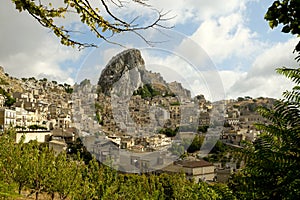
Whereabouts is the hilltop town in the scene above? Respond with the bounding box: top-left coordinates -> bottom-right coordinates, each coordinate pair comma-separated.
0,49 -> 276,182
0,66 -> 74,151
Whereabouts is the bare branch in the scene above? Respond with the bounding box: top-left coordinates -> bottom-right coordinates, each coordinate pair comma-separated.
110,0 -> 126,8
100,0 -> 130,26
14,0 -> 175,49
132,0 -> 151,7
90,25 -> 126,48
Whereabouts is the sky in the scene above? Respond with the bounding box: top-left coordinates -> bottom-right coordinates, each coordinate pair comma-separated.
0,0 -> 298,101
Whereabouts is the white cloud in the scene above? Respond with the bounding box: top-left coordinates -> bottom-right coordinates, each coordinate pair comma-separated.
227,38 -> 298,99
0,1 -> 84,84
146,0 -> 255,24
138,38 -> 299,101
94,0 -> 256,30
190,11 -> 265,64
141,50 -> 226,101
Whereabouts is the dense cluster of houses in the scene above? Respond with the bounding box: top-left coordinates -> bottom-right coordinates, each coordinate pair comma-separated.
0,71 -> 274,183
0,78 -> 76,152
220,98 -> 275,145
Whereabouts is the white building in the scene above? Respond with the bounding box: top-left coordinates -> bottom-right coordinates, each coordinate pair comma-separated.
0,108 -> 16,131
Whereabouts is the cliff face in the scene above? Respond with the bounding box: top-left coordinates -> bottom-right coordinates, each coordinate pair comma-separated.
168,81 -> 191,102
97,49 -> 146,96
97,49 -> 191,101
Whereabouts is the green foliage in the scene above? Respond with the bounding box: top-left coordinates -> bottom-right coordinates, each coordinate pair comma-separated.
28,77 -> 35,80
170,101 -> 180,106
163,91 -> 176,97
63,83 -> 73,94
233,104 -> 240,108
133,84 -> 161,99
210,140 -> 228,154
67,138 -> 93,164
0,129 -> 237,199
39,78 -> 47,82
159,127 -> 178,137
229,2 -> 300,197
0,78 -> 9,85
277,67 -> 300,103
230,68 -> 300,199
187,135 -> 204,153
28,124 -> 47,130
237,97 -> 244,102
196,94 -> 205,100
4,96 -> 16,107
223,122 -> 231,128
0,87 -> 16,107
265,0 -> 300,52
0,181 -> 20,199
198,125 -> 209,133
211,183 -> 237,200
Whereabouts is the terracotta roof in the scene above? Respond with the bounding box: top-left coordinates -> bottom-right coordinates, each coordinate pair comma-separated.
162,164 -> 184,173
176,160 -> 213,168
162,159 -> 214,173
51,128 -> 75,137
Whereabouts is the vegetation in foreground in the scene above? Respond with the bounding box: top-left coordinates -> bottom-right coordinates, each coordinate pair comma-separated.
0,129 -> 234,200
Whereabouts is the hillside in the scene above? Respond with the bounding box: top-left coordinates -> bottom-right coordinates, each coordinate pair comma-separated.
0,66 -> 72,103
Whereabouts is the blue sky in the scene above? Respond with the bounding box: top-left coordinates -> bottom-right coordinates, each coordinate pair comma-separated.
0,0 -> 298,100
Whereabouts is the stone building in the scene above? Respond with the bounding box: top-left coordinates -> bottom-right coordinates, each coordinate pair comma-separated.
161,159 -> 215,182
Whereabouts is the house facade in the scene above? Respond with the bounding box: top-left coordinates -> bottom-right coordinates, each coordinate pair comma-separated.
0,108 -> 16,131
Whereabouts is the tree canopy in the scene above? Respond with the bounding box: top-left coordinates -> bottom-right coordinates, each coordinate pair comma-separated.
265,0 -> 300,54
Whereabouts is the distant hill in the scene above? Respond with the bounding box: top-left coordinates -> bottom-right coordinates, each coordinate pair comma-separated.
0,66 -> 23,93
0,66 -> 72,109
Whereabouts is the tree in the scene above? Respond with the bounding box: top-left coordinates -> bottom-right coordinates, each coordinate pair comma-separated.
12,0 -> 172,49
265,0 -> 300,53
229,81 -> 300,199
229,1 -> 300,199
12,139 -> 36,195
45,152 -> 84,200
187,135 -> 204,153
0,129 -> 19,192
197,125 -> 209,133
27,141 -> 56,200
63,84 -> 74,94
159,127 -> 177,137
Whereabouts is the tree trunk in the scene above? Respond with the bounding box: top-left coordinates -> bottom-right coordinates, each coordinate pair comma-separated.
36,191 -> 39,200
18,183 -> 22,195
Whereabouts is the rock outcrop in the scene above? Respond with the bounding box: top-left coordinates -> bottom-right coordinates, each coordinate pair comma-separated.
0,66 -> 23,93
97,48 -> 191,100
97,49 -> 146,96
168,81 -> 191,102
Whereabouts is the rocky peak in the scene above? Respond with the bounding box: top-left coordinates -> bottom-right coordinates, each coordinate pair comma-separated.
97,49 -> 145,95
97,48 -> 193,102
